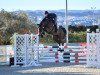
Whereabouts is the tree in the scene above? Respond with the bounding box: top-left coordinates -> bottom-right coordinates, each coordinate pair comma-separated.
0,9 -> 38,45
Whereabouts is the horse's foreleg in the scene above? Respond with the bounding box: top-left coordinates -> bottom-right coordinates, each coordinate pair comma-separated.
59,43 -> 60,46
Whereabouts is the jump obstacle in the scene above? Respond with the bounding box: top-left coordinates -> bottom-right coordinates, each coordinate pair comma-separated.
13,29 -> 100,68
86,29 -> 100,68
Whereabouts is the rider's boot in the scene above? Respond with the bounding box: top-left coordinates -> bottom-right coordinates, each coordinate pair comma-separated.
54,24 -> 57,32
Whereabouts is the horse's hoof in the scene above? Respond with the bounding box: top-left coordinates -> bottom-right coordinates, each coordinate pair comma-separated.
39,34 -> 43,38
41,35 -> 43,38
58,49 -> 64,52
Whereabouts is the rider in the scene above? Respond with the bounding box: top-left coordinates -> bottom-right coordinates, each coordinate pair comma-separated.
44,11 -> 57,32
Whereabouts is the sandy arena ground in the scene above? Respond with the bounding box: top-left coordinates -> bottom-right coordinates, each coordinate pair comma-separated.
0,63 -> 100,75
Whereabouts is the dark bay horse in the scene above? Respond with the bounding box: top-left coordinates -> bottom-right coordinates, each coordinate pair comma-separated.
39,18 -> 66,46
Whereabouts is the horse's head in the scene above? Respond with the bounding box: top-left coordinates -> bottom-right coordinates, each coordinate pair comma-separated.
40,18 -> 49,27
38,18 -> 49,37
39,17 -> 55,36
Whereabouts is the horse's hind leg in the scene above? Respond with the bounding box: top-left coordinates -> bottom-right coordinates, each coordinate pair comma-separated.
62,43 -> 64,46
42,30 -> 45,35
58,43 -> 64,52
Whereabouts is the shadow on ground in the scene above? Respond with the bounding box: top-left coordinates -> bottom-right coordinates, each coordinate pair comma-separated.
0,63 -> 96,75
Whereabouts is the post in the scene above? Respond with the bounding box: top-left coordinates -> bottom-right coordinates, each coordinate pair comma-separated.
14,34 -> 17,66
86,29 -> 90,67
91,7 -> 96,25
24,34 -> 27,66
65,0 -> 68,43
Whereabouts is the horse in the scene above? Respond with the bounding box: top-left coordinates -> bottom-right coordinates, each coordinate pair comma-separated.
39,17 -> 66,46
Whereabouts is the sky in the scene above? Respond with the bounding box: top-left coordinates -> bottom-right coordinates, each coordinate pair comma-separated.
0,0 -> 99,11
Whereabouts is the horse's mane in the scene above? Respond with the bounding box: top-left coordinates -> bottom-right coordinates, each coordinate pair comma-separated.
40,17 -> 50,25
